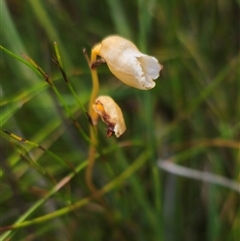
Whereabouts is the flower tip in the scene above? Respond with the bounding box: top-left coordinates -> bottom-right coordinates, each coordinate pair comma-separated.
159,64 -> 163,72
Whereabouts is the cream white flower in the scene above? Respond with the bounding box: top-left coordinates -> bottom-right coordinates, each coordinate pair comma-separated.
92,95 -> 126,138
92,35 -> 163,90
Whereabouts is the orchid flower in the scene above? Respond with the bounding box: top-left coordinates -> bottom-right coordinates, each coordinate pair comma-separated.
91,35 -> 163,90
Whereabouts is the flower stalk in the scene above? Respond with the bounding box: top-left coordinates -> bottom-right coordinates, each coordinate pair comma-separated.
86,35 -> 162,202
86,44 -> 101,200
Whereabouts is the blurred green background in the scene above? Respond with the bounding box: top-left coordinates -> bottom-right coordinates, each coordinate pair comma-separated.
1,0 -> 239,240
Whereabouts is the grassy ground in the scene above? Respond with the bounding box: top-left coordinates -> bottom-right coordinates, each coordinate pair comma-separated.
1,0 -> 239,240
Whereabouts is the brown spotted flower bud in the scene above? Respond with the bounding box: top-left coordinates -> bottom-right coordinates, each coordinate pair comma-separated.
92,95 -> 126,138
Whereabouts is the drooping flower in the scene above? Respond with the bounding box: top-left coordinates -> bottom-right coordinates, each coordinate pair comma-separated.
92,95 -> 126,138
91,35 -> 163,90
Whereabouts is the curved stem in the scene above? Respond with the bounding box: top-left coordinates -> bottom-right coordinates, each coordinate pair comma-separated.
88,43 -> 101,125
86,43 -> 105,204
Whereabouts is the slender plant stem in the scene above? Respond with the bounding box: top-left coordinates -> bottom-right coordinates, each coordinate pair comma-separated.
85,43 -> 103,201
53,42 -> 87,114
1,130 -> 72,169
0,150 -> 150,236
0,161 -> 88,240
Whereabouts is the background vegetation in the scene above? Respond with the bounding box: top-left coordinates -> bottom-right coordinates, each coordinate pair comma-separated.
1,0 -> 239,240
